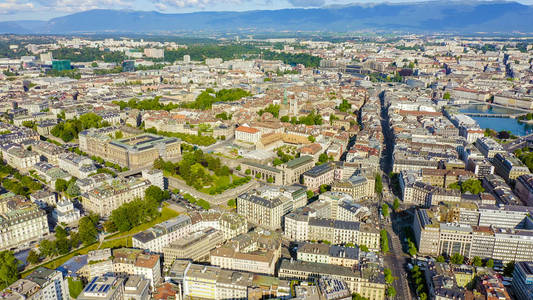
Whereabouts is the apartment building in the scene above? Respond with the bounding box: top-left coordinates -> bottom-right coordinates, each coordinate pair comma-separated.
302,162 -> 335,192
132,211 -> 247,253
0,193 -> 49,250
1,267 -> 69,300
57,152 -> 97,179
284,215 -> 380,251
512,261 -> 533,300
278,259 -> 386,300
492,153 -> 530,183
236,193 -> 284,230
77,276 -> 125,300
170,261 -> 290,300
81,178 -> 150,217
421,168 -> 474,188
162,227 -> 224,266
0,144 -> 39,173
474,137 -> 506,159
516,174 -> 533,206
331,175 -> 375,202
413,206 -> 533,262
112,248 -> 161,288
297,243 -> 360,267
28,140 -> 65,165
210,230 -> 282,275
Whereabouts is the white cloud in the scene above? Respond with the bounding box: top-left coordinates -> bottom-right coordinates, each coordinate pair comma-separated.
0,0 -> 35,14
288,0 -> 324,7
153,0 -> 245,9
29,0 -> 131,13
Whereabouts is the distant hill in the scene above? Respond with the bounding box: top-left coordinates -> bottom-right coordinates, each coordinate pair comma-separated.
1,1 -> 533,34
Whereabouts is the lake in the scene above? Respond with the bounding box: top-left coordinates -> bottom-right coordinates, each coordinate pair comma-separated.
458,104 -> 533,136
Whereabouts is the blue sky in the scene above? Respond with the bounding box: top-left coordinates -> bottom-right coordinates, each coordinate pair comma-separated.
2,0 -> 533,21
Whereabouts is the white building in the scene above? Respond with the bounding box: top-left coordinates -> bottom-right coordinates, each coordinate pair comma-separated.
52,198 -> 81,224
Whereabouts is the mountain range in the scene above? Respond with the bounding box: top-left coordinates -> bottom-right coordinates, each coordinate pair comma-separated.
1,1 -> 533,34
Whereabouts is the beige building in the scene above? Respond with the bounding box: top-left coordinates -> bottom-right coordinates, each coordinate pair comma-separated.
0,193 -> 49,250
236,193 -> 284,230
81,178 -> 150,217
331,175 -> 375,201
162,227 -> 224,266
79,129 -> 181,169
1,144 -> 39,173
112,248 -> 161,288
278,259 -> 386,300
297,243 -> 359,268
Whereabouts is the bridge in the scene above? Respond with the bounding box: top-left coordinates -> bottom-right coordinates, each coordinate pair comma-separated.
463,112 -> 522,118
448,99 -> 533,114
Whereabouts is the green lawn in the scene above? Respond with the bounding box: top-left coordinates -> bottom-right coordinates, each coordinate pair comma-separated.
68,277 -> 84,298
104,206 -> 179,240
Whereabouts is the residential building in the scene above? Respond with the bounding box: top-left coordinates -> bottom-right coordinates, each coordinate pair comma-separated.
512,261 -> 533,300
77,276 -> 125,300
81,178 -> 151,217
0,193 -> 49,250
162,227 -> 224,266
0,267 -> 69,300
302,163 -> 335,192
0,144 -> 39,173
112,248 -> 161,288
278,259 -> 386,300
492,153 -> 530,183
57,152 -> 97,179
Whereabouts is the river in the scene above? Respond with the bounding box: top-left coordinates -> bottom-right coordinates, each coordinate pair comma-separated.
458,104 -> 533,136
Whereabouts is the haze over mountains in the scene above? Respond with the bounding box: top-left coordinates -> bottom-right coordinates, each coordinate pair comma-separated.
1,1 -> 533,34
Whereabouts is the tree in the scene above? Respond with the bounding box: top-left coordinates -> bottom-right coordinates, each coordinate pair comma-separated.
381,203 -> 389,218
39,239 -> 56,257
337,99 -> 352,112
55,225 -> 68,239
375,174 -> 383,195
245,169 -> 251,175
360,245 -> 369,252
407,239 -> 417,256
227,199 -> 236,208
450,253 -> 464,265
55,179 -> 68,193
460,179 -> 485,194
384,268 -> 394,284
307,135 -> 316,143
255,173 -> 262,179
393,198 -> 400,211
79,215 -> 98,246
27,250 -> 40,265
0,251 -> 19,290
145,186 -> 169,204
66,181 -> 80,197
437,255 -> 446,263
486,259 -> 494,269
307,190 -> 314,199
320,184 -> 329,194
473,256 -> 483,267
387,286 -> 397,298
114,130 -> 123,139
503,261 -> 515,277
55,238 -> 71,255
380,230 -> 389,253
443,92 -> 451,100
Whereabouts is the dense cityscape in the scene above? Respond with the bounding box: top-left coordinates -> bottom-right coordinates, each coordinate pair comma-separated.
0,28 -> 533,300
